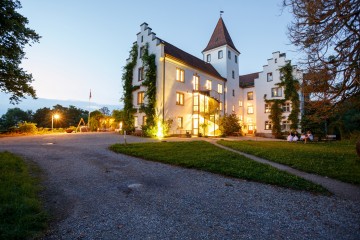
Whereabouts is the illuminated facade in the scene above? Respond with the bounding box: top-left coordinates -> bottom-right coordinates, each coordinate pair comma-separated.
126,18 -> 302,137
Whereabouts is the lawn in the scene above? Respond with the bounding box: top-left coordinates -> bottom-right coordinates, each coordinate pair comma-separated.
217,140 -> 360,185
110,141 -> 329,194
0,151 -> 47,239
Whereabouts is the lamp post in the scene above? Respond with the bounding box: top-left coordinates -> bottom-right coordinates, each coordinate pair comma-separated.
52,113 -> 60,131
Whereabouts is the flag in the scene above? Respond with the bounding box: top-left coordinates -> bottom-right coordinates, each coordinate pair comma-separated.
89,89 -> 92,100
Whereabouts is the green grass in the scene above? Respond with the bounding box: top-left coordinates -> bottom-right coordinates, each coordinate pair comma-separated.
217,140 -> 360,185
0,151 -> 47,239
110,141 -> 329,194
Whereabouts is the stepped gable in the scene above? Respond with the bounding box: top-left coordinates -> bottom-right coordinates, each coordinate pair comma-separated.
239,72 -> 259,88
202,17 -> 240,54
159,39 -> 225,81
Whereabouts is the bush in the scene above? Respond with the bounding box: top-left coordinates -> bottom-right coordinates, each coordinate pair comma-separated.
18,122 -> 37,134
219,114 -> 241,136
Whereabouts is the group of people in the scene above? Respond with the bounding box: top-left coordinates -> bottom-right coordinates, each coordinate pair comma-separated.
287,130 -> 313,143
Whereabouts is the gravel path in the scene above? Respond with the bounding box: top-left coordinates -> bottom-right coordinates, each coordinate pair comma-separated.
0,133 -> 359,239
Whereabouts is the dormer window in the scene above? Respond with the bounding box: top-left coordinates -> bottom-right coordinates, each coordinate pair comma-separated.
206,54 -> 211,62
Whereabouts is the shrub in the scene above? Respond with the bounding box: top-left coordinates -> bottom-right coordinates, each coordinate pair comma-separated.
18,122 -> 37,134
219,114 -> 241,136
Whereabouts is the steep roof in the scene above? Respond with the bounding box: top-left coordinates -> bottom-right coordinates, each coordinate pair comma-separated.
158,39 -> 225,81
202,17 -> 240,54
239,72 -> 259,88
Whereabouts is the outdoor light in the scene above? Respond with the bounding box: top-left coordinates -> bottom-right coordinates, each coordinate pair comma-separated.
52,113 -> 60,131
156,120 -> 164,139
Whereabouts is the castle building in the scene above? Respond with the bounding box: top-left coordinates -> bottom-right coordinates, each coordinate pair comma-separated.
125,17 -> 303,137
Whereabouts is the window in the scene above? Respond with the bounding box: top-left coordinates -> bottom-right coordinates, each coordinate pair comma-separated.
282,102 -> 291,112
134,116 -> 138,128
247,117 -> 253,123
218,50 -> 223,59
235,55 -> 238,63
206,80 -> 212,90
239,101 -> 243,107
139,46 -> 144,58
141,36 -> 143,42
219,102 -> 222,111
247,91 -> 253,100
247,105 -> 254,114
177,117 -> 183,128
265,103 -> 271,113
217,84 -> 223,94
193,75 -> 199,90
137,91 -> 144,105
265,121 -> 272,130
232,105 -> 235,112
232,70 -> 235,79
228,50 -> 231,59
267,72 -> 273,82
271,87 -> 282,97
138,67 -> 144,81
275,58 -> 277,63
206,54 -> 211,62
232,89 -> 235,97
176,92 -> 184,105
176,68 -> 185,82
281,120 -> 290,131
143,116 -> 147,125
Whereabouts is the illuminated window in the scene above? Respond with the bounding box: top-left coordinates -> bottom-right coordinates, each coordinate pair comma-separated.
134,116 -> 138,128
193,75 -> 199,90
265,103 -> 271,113
271,87 -> 282,97
176,68 -> 185,82
239,101 -> 243,107
138,67 -> 144,81
247,117 -> 253,123
137,91 -> 144,105
217,84 -> 223,94
177,117 -> 183,128
267,72 -> 273,82
282,102 -> 291,112
206,54 -> 211,62
143,116 -> 147,125
206,80 -> 212,90
232,105 -> 235,112
265,121 -> 272,130
219,102 -> 222,111
247,105 -> 254,114
218,50 -> 223,59
247,91 -> 253,100
176,92 -> 184,105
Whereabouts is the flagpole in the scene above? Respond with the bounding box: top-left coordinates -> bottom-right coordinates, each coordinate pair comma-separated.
88,89 -> 91,130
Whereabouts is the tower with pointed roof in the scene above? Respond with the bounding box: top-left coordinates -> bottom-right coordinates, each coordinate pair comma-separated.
202,17 -> 240,115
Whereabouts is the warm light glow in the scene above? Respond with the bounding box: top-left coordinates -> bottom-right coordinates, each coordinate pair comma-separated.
119,121 -> 123,130
156,120 -> 164,139
53,114 -> 60,120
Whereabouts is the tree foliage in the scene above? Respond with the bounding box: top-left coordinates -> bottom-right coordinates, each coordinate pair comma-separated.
0,107 -> 31,130
219,114 -> 241,136
0,0 -> 41,103
283,0 -> 360,105
267,100 -> 284,138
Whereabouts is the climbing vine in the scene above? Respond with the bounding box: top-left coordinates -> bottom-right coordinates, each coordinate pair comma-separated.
265,98 -> 285,138
140,43 -> 157,128
279,62 -> 300,130
121,43 -> 138,131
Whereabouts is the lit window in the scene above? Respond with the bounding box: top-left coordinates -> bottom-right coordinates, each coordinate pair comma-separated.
134,116 -> 138,128
206,54 -> 211,62
282,102 -> 291,112
239,101 -> 243,107
193,75 -> 199,90
143,116 -> 147,125
232,105 -> 235,112
177,117 -> 183,128
247,91 -> 253,100
265,103 -> 271,113
176,92 -> 184,105
228,50 -> 231,59
137,91 -> 144,105
247,105 -> 254,114
217,84 -> 223,94
176,68 -> 185,82
218,50 -> 223,59
206,80 -> 212,90
267,72 -> 273,82
138,67 -> 144,81
219,102 -> 222,110
247,118 -> 253,123
271,87 -> 282,97
265,121 -> 272,130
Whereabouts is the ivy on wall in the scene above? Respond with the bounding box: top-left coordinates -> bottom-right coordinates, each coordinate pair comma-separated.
266,98 -> 285,138
140,43 -> 157,128
121,43 -> 138,131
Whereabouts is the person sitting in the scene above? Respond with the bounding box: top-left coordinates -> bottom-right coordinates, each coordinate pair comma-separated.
304,131 -> 313,143
287,133 -> 293,142
300,133 -> 306,141
293,133 -> 299,141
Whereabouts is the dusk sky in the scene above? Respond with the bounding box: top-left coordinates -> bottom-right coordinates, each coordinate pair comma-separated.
3,0 -> 300,111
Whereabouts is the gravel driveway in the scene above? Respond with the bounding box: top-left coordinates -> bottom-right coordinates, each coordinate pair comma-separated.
0,132 -> 359,239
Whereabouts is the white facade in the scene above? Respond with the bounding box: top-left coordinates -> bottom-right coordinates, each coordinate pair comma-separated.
126,21 -> 303,137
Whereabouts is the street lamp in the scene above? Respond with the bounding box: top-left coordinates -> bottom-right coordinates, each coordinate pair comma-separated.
52,113 -> 60,131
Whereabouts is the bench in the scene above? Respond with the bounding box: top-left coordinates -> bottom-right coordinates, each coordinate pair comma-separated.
325,135 -> 336,141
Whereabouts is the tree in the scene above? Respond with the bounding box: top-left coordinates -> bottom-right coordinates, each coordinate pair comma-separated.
0,107 -> 32,130
0,0 -> 41,103
32,107 -> 51,128
219,114 -> 241,136
283,0 -> 360,107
